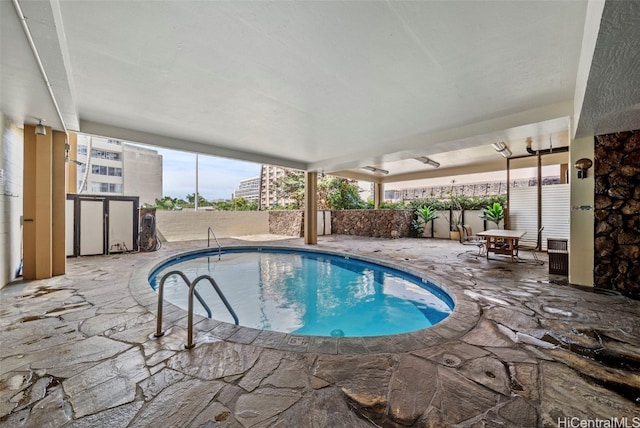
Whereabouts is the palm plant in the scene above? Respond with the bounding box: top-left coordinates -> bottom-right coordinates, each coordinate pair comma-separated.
417,206 -> 439,223
411,206 -> 439,237
480,202 -> 504,229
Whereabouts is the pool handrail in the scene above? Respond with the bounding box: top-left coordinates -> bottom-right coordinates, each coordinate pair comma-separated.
187,274 -> 239,349
154,270 -> 213,338
154,270 -> 239,349
207,226 -> 221,260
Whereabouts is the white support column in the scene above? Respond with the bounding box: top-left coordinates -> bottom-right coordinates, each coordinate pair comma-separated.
23,125 -> 66,279
569,136 -> 595,286
373,182 -> 383,209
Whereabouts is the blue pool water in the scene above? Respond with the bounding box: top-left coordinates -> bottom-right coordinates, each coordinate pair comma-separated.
149,248 -> 454,337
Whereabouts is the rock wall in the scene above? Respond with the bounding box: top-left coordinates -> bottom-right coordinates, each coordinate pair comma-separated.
594,130 -> 640,295
269,210 -> 304,237
331,209 -> 413,238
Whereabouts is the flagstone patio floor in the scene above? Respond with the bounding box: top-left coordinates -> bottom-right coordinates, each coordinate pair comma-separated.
1,236 -> 638,427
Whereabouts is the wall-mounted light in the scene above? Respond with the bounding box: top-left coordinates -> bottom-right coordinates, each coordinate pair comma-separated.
361,166 -> 389,175
491,141 -> 512,158
574,158 -> 593,179
35,119 -> 46,136
414,156 -> 440,167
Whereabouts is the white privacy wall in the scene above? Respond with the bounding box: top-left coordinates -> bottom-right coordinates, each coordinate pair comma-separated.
1,115 -> 24,288
510,184 -> 570,249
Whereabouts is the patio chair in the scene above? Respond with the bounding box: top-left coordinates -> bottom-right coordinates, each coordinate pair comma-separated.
463,225 -> 481,241
515,226 -> 544,265
456,225 -> 486,258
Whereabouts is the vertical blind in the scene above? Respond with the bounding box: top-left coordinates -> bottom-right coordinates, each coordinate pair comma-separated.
510,184 -> 569,250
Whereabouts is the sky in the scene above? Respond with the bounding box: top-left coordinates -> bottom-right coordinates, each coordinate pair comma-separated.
153,147 -> 261,201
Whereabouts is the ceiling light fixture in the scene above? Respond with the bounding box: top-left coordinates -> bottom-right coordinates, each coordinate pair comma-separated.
491,141 -> 512,158
35,119 -> 46,136
415,156 -> 440,167
361,166 -> 389,175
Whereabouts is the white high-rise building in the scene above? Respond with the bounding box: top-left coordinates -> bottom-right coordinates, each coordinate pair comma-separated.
75,135 -> 162,205
234,176 -> 260,203
260,165 -> 288,209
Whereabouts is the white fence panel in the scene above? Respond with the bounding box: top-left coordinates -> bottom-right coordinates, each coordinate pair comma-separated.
66,199 -> 75,256
433,215 -> 451,239
462,210 -> 487,235
463,210 -> 490,234
317,210 -> 332,235
429,209 -> 496,238
79,200 -> 104,256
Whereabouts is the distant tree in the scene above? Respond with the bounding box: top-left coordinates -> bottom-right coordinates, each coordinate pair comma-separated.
155,196 -> 184,210
213,197 -> 258,211
231,197 -> 258,211
185,193 -> 211,207
317,179 -> 331,210
321,176 -> 365,209
274,170 -> 305,209
213,200 -> 232,210
273,171 -> 365,210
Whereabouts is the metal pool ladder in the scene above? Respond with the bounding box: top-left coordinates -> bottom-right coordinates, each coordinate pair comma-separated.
207,226 -> 221,260
154,270 -> 239,349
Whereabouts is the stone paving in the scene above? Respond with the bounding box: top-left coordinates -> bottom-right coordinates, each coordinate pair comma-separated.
1,236 -> 639,427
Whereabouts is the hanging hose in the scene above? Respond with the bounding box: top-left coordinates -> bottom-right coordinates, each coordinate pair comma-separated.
16,220 -> 23,277
138,213 -> 161,251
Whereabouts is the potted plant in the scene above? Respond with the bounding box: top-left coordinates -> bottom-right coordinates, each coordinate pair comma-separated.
480,202 -> 504,229
411,205 -> 439,237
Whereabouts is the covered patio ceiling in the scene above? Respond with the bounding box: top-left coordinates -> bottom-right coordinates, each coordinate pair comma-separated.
2,1 -> 639,182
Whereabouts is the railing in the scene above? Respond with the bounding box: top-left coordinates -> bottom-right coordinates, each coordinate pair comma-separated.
207,226 -> 221,260
154,270 -> 238,349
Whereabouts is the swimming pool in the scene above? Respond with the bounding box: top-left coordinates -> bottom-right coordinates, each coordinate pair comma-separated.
149,247 -> 454,337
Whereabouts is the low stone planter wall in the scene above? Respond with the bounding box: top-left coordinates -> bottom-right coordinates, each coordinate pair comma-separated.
269,210 -> 304,237
331,209 -> 413,238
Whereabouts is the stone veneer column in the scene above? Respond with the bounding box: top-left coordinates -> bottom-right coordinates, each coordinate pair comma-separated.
594,130 -> 640,295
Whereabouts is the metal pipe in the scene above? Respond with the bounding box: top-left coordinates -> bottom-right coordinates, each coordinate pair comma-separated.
11,0 -> 68,134
525,138 -> 569,156
537,152 -> 542,240
506,158 -> 511,229
195,154 -> 199,211
207,226 -> 221,260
